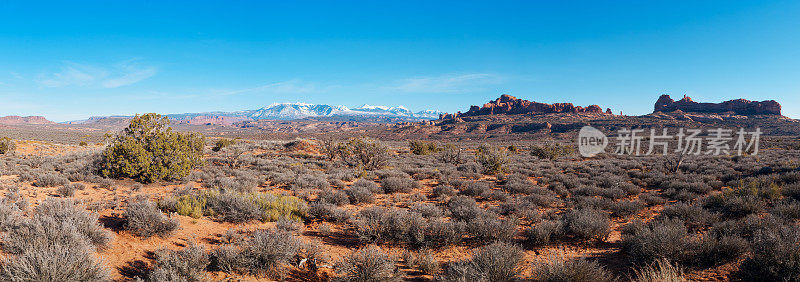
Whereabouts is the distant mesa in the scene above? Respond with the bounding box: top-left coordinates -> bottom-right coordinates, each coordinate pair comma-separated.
439,94 -> 611,120
654,94 -> 782,116
175,116 -> 252,126
0,115 -> 54,125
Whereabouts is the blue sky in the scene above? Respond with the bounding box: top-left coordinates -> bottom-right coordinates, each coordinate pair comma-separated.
1,1 -> 799,121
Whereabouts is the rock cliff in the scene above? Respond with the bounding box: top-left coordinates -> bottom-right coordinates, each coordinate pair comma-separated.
440,94 -> 610,120
654,95 -> 781,115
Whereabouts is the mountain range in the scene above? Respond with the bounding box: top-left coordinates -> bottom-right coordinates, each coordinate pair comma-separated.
64,102 -> 442,125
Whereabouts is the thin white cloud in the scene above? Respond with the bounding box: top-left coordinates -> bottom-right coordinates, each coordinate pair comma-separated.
102,66 -> 157,88
37,61 -> 157,88
216,79 -> 322,96
389,73 -> 504,93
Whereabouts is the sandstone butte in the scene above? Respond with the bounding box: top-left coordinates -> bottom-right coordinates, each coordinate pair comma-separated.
0,115 -> 54,125
654,94 -> 781,116
439,94 -> 611,120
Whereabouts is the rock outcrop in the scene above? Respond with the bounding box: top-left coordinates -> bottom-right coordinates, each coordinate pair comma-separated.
654,94 -> 781,116
440,94 -> 610,120
0,116 -> 54,125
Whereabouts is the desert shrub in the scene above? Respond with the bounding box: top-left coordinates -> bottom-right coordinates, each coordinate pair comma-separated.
335,245 -> 401,282
708,214 -> 785,240
621,219 -> 693,264
0,242 -> 110,281
175,194 -> 207,219
338,137 -> 389,170
530,143 -> 574,160
318,189 -> 350,206
381,177 -> 417,193
640,193 -> 667,206
205,191 -> 306,223
27,198 -> 113,249
0,199 -> 23,231
437,144 -> 464,165
242,229 -> 301,277
457,162 -> 482,174
470,242 -> 525,281
249,192 -> 308,222
561,208 -> 611,242
694,235 -> 748,267
354,207 -> 409,244
346,186 -> 375,204
309,203 -> 351,223
0,137 -> 15,155
328,168 -> 357,181
610,200 -> 646,217
466,214 -> 518,242
124,200 -> 179,238
212,138 -> 237,152
460,181 -> 491,197
56,183 -> 83,197
523,193 -> 560,208
439,260 -> 488,282
737,225 -> 800,281
409,140 -> 441,155
524,220 -> 564,246
295,174 -> 330,190
409,203 -> 443,218
376,169 -> 409,179
486,191 -> 511,202
782,182 -> 800,201
318,222 -> 333,236
530,257 -> 615,282
276,217 -> 304,233
432,185 -> 457,198
353,179 -> 382,193
409,250 -> 439,275
657,203 -> 716,231
475,144 -> 507,175
771,200 -> 800,220
504,176 -> 536,194
631,259 -> 686,282
101,113 -> 204,183
212,245 -> 247,274
423,218 -> 465,247
703,194 -> 765,218
319,138 -> 343,161
448,196 -> 482,221
214,229 -> 301,278
32,172 -> 69,187
0,199 -> 111,281
148,243 -> 210,281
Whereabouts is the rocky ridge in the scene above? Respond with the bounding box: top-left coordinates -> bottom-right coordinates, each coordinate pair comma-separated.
654,94 -> 781,116
439,94 -> 611,120
0,116 -> 54,125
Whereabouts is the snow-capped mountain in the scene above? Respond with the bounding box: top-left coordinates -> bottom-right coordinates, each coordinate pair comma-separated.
352,104 -> 414,116
64,102 -> 442,125
243,102 -> 441,120
414,109 -> 444,119
248,103 -> 347,120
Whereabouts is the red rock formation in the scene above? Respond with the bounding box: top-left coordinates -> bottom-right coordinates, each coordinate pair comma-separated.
0,116 -> 54,125
440,94 -> 610,120
654,94 -> 781,115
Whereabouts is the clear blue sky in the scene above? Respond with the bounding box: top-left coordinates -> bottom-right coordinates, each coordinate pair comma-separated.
1,1 -> 798,121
